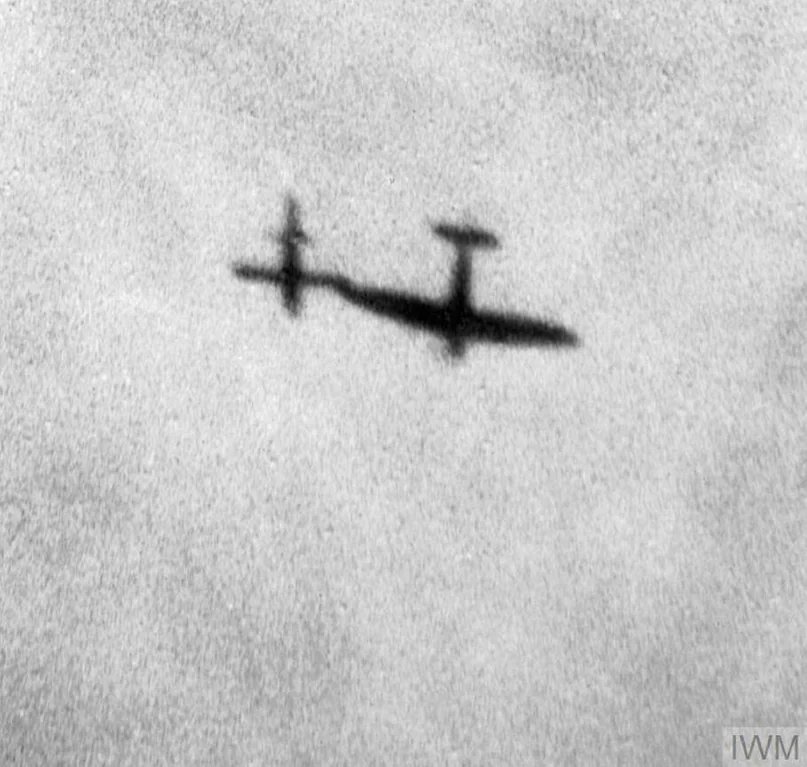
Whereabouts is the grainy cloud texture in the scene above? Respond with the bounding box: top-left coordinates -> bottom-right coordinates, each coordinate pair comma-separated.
2,1 -> 806,764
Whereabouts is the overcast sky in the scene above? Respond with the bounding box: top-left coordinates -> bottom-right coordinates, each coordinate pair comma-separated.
2,1 -> 806,764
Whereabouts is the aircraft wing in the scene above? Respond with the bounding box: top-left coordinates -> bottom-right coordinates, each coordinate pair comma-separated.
329,279 -> 449,334
231,263 -> 335,288
233,264 -> 579,349
465,308 -> 579,347
231,263 -> 285,283
232,265 -> 448,333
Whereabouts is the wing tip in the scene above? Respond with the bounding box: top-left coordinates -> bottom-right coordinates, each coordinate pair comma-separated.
231,262 -> 279,282
558,327 -> 581,347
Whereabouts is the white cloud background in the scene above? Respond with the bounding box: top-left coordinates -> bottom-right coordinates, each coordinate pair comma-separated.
2,1 -> 806,763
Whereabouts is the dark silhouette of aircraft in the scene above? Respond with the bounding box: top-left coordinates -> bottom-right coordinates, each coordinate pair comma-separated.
234,195 -> 312,315
232,195 -> 580,358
